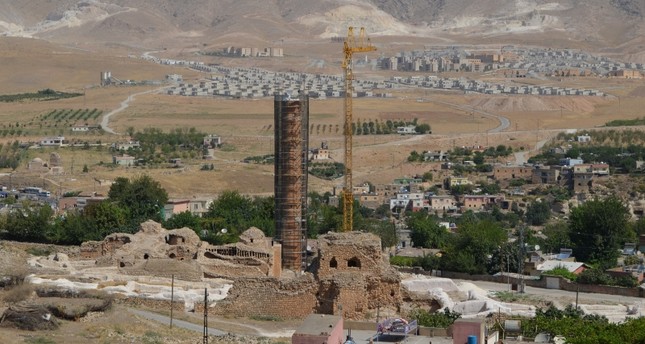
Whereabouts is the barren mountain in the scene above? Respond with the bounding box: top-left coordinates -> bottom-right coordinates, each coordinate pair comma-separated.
0,0 -> 643,57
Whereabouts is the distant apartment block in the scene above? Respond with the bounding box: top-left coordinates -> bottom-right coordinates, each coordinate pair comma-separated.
608,69 -> 643,79
223,46 -> 284,57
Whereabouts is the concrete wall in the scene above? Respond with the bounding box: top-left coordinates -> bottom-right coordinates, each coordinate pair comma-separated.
452,319 -> 485,344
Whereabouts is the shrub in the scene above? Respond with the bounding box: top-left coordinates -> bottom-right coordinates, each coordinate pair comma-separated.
390,256 -> 417,267
408,308 -> 461,328
542,267 -> 577,281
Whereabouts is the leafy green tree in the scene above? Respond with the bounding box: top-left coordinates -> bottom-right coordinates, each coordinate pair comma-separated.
108,175 -> 168,224
2,204 -> 53,243
408,308 -> 460,328
407,212 -> 447,248
631,216 -> 645,235
525,199 -> 552,226
479,182 -> 501,195
408,150 -> 422,162
576,268 -> 614,285
204,191 -> 275,237
164,210 -> 203,233
450,184 -> 474,195
50,211 -> 91,245
540,220 -> 572,253
415,123 -> 431,134
568,196 -> 630,266
440,219 -> 506,274
83,201 -> 130,238
488,242 -> 521,274
356,218 -> 397,249
473,152 -> 485,165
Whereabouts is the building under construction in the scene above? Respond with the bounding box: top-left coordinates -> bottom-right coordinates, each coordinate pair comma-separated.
274,93 -> 309,271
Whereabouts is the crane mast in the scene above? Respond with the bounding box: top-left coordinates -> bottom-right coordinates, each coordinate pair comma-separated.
342,27 -> 376,232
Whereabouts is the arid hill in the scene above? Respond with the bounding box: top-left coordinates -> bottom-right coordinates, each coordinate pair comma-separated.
0,0 -> 643,60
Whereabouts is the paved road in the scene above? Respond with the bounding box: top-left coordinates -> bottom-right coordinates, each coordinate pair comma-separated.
129,309 -> 227,336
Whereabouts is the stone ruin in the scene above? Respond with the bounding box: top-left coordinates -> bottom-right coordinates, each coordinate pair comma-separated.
80,221 -> 281,281
214,231 -> 402,320
80,222 -> 402,320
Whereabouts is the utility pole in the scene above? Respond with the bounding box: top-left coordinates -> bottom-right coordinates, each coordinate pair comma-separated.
518,226 -> 525,293
170,274 -> 174,329
203,288 -> 209,344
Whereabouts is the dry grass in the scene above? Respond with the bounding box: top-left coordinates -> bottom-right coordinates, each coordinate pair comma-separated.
2,283 -> 35,304
0,37 -> 644,196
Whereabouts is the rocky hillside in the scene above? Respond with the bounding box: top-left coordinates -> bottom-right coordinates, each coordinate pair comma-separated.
0,0 -> 643,56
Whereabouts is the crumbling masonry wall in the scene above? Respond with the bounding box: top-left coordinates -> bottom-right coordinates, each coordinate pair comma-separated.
213,275 -> 318,319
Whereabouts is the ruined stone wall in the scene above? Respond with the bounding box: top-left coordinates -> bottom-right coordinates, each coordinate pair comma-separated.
316,232 -> 383,279
120,259 -> 203,282
212,275 -> 318,319
202,264 -> 266,279
79,241 -> 102,259
317,272 -> 402,320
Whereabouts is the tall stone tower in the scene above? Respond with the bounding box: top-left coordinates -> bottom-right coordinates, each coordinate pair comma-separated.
274,93 -> 309,271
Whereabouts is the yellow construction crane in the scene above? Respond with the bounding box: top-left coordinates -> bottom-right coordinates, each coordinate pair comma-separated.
342,27 -> 376,232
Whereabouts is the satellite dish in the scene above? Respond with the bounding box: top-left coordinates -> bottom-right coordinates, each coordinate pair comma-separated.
221,228 -> 228,234
535,245 -> 540,251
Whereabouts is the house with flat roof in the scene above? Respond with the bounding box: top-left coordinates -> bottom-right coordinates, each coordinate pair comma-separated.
460,194 -> 503,211
163,199 -> 190,220
113,154 -> 135,166
396,125 -> 416,135
40,136 -> 65,147
292,314 -> 343,344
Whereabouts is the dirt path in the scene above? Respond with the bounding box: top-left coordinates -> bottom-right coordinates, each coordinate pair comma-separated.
101,87 -> 165,135
417,96 -> 511,133
129,309 -> 294,338
130,309 -> 227,336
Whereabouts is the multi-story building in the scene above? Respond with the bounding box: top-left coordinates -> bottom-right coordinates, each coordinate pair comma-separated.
573,163 -> 609,176
531,166 -> 562,185
460,194 -> 503,211
428,195 -> 458,213
389,192 -> 425,212
493,165 -> 534,181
